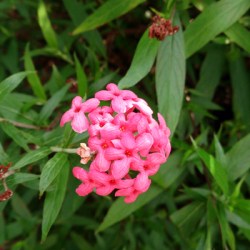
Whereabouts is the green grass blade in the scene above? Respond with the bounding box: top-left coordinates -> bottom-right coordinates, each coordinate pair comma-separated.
72,0 -> 145,35
185,0 -> 250,58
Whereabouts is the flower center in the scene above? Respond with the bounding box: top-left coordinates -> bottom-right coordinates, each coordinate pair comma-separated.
125,150 -> 132,157
99,121 -> 105,127
109,179 -> 116,185
120,126 -> 126,131
102,143 -> 108,149
74,107 -> 81,113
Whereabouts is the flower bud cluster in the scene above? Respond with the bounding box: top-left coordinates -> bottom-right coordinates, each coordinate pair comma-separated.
60,84 -> 171,203
149,15 -> 179,41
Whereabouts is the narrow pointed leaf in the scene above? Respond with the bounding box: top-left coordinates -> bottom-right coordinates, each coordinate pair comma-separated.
97,152 -> 183,232
39,153 -> 68,196
185,0 -> 250,58
24,45 -> 47,100
195,146 -> 229,195
38,85 -> 69,123
72,0 -> 145,35
74,55 -> 88,97
226,133 -> 250,180
41,159 -> 69,242
38,0 -> 58,48
0,71 -> 34,102
118,30 -> 159,89
11,147 -> 51,170
225,23 -> 250,54
0,122 -> 30,151
156,15 -> 185,134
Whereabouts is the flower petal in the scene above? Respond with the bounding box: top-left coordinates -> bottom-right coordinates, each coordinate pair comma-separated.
60,109 -> 74,127
134,172 -> 151,192
82,98 -> 100,112
75,183 -> 93,196
116,179 -> 134,189
111,158 -> 130,179
72,167 -> 88,182
71,111 -> 89,133
88,136 -> 102,151
115,187 -> 133,197
105,147 -> 124,160
93,150 -> 111,172
124,193 -> 139,203
96,185 -> 114,196
88,170 -> 110,184
106,83 -> 119,92
147,153 -> 166,165
144,164 -> 160,176
111,97 -> 127,113
121,132 -> 136,150
136,133 -> 153,156
133,98 -> 153,116
72,96 -> 83,108
100,123 -> 120,140
95,90 -> 113,100
120,90 -> 137,99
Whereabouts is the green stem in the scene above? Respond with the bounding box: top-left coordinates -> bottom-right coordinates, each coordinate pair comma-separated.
50,147 -> 77,154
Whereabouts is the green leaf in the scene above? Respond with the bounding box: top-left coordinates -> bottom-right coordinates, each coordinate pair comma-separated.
193,142 -> 229,195
194,45 -> 225,100
118,30 -> 159,89
97,152 -> 183,232
217,203 -> 235,250
214,134 -> 227,166
11,194 -> 32,219
24,44 -> 47,100
0,142 -> 10,164
0,122 -> 30,151
74,55 -> 88,97
156,14 -> 185,134
184,0 -> 250,58
229,54 -> 250,130
37,0 -> 58,48
11,147 -> 51,170
97,184 -> 162,233
170,201 -> 205,236
225,22 -> 250,54
6,173 -> 39,186
72,0 -> 146,35
41,158 -> 69,242
226,133 -> 250,180
235,199 -> 250,212
0,214 -> 5,244
38,85 -> 69,123
0,71 -> 34,103
39,153 -> 68,196
71,232 -> 94,250
226,210 -> 250,230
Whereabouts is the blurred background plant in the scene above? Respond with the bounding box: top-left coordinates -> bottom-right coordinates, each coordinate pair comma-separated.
0,0 -> 250,249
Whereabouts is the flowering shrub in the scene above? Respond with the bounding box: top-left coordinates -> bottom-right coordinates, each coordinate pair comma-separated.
60,83 -> 171,203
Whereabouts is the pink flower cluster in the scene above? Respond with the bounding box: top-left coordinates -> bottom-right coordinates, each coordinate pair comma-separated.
60,84 -> 171,203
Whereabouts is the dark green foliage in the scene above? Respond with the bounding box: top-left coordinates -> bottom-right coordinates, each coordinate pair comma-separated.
0,0 -> 250,249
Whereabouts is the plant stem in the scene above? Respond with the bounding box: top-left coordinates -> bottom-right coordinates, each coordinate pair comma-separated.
50,147 -> 77,154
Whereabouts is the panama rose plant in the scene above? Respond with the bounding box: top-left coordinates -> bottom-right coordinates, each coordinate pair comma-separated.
60,83 -> 171,203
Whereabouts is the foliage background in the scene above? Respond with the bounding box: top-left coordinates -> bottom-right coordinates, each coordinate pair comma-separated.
0,0 -> 250,249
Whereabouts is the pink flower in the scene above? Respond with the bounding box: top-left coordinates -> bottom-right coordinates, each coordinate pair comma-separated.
105,132 -> 153,179
72,167 -> 97,196
95,83 -> 137,113
61,83 -> 171,203
89,170 -> 134,196
60,97 -> 99,133
115,172 -> 151,203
